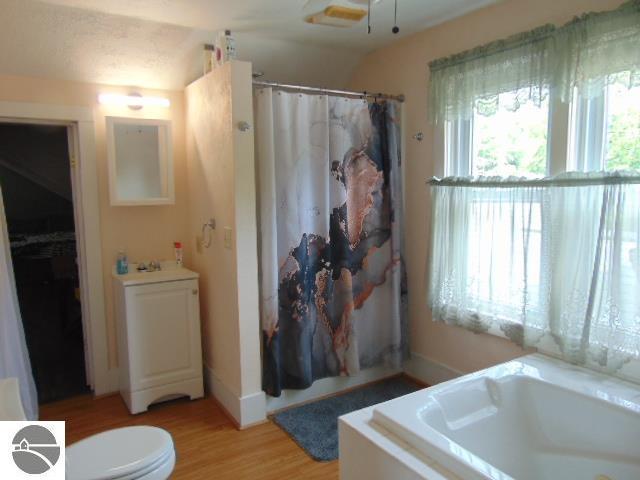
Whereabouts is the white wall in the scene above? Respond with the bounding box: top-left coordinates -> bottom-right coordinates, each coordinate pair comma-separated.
185,61 -> 264,428
0,74 -> 189,390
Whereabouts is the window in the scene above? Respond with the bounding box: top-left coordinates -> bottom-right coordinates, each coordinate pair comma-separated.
472,92 -> 550,177
447,91 -> 550,178
448,82 -> 640,177
564,75 -> 640,332
605,80 -> 640,171
569,74 -> 640,173
441,83 -> 640,342
464,189 -> 545,320
430,1 -> 640,375
443,90 -> 550,322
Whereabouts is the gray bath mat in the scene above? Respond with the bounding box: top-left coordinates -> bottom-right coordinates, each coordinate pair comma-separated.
271,376 -> 422,462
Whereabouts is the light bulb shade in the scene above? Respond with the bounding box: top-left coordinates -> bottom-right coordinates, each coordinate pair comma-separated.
98,94 -> 170,108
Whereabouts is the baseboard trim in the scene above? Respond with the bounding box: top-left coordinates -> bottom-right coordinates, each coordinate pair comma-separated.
239,390 -> 267,428
269,372 -> 407,415
203,363 -> 266,429
402,353 -> 463,386
266,364 -> 402,413
204,355 -> 460,423
94,368 -> 119,397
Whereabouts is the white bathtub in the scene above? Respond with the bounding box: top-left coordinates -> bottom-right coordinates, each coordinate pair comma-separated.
368,354 -> 640,480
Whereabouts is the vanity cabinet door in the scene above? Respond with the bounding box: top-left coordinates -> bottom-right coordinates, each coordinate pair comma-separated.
124,279 -> 201,391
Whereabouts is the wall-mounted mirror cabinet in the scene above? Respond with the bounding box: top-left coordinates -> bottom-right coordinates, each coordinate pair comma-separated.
106,117 -> 174,206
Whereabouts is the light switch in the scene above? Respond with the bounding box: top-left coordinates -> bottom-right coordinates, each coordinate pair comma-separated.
223,227 -> 232,249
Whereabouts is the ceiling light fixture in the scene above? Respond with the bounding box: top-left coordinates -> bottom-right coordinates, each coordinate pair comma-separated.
304,4 -> 368,27
302,0 -> 399,34
98,93 -> 170,109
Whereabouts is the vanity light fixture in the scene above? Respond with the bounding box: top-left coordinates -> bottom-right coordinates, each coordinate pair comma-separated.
98,93 -> 171,109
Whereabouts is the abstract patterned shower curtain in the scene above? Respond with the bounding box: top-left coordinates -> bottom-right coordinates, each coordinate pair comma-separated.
255,88 -> 407,397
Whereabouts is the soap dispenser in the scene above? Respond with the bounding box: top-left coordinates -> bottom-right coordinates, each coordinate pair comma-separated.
116,249 -> 129,275
174,242 -> 184,267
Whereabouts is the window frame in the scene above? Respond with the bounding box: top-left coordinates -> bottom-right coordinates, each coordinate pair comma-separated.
442,82 -> 640,178
568,89 -> 607,172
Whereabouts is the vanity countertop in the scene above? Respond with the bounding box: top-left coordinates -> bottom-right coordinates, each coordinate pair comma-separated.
112,263 -> 199,286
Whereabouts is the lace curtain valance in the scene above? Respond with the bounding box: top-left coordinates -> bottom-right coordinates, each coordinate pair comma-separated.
428,0 -> 640,124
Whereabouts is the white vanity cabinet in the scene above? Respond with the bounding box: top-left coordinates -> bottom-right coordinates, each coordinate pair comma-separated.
113,266 -> 204,414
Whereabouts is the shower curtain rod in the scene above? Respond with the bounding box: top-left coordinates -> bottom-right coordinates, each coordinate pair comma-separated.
253,80 -> 405,103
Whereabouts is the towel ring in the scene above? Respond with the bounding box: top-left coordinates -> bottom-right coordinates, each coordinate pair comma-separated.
201,218 -> 216,248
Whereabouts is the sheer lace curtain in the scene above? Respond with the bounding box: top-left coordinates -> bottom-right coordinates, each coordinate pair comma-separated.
426,1 -> 640,376
0,186 -> 38,419
429,177 -> 547,339
428,0 -> 640,125
429,173 -> 640,373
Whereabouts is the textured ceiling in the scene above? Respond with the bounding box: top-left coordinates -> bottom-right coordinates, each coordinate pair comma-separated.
0,0 -> 497,90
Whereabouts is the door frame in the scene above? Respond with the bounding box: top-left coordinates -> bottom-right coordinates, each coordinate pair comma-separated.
0,101 -> 115,396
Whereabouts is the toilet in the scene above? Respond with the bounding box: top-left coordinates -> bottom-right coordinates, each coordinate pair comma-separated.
66,426 -> 176,480
0,378 -> 175,480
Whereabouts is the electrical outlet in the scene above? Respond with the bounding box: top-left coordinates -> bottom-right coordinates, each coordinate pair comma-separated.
223,227 -> 232,250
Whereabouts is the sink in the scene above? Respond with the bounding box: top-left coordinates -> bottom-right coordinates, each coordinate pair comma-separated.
0,377 -> 27,420
112,263 -> 199,287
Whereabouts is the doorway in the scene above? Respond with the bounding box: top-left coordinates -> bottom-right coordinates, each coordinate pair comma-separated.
0,122 -> 89,403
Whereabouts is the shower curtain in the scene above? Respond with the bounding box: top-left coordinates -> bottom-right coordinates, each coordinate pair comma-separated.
255,88 -> 407,397
0,185 -> 38,419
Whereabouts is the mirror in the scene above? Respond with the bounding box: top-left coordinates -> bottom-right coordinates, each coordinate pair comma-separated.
106,117 -> 174,206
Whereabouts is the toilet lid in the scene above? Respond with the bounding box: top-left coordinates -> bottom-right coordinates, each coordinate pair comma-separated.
66,426 -> 174,480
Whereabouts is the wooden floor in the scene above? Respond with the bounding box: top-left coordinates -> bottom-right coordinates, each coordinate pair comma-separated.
41,394 -> 338,479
